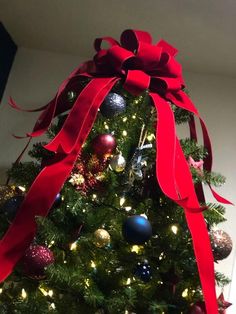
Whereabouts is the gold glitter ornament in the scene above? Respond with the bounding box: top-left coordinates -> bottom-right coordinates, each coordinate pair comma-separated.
0,185 -> 22,207
94,229 -> 111,248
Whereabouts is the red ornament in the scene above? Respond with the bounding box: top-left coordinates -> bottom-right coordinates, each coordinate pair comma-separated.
21,245 -> 54,279
92,134 -> 116,156
218,292 -> 232,314
188,302 -> 206,314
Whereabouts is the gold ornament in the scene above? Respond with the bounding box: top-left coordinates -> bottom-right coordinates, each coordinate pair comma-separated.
110,154 -> 126,172
0,185 -> 23,207
69,173 -> 85,186
94,229 -> 111,248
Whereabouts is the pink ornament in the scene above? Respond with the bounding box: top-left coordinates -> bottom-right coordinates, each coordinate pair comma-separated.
22,244 -> 54,279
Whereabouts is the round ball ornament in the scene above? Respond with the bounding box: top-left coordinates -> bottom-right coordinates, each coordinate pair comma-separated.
134,260 -> 152,282
22,245 -> 55,279
94,229 -> 111,248
210,229 -> 233,261
1,195 -> 24,221
100,92 -> 126,118
122,215 -> 152,245
92,134 -> 117,156
110,154 -> 126,172
188,302 -> 206,314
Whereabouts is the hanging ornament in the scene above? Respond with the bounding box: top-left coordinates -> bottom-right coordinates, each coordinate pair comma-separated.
161,266 -> 180,294
92,134 -> 117,156
134,260 -> 152,282
0,195 -> 24,221
210,230 -> 233,261
110,153 -> 126,172
21,244 -> 54,279
188,302 -> 206,314
94,229 -> 111,248
52,193 -> 62,208
67,90 -> 77,103
100,92 -> 126,118
217,292 -> 232,313
0,185 -> 23,207
122,215 -> 152,245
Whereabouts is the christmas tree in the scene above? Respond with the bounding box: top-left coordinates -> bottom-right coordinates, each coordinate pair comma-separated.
0,29 -> 233,314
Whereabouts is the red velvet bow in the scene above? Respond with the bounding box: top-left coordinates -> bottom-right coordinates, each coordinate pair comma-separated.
2,29 -> 232,314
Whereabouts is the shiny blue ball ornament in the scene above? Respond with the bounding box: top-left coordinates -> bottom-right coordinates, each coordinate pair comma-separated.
1,195 -> 24,221
134,260 -> 152,282
122,215 -> 152,244
100,92 -> 126,118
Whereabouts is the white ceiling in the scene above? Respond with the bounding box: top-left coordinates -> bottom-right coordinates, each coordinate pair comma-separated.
1,0 -> 236,76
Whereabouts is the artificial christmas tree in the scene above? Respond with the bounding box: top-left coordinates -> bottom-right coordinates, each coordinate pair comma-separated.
0,29 -> 233,313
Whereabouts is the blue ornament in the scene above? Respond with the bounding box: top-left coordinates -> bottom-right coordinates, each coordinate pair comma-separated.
122,215 -> 152,244
0,195 -> 24,221
53,193 -> 62,208
134,260 -> 152,282
100,92 -> 126,118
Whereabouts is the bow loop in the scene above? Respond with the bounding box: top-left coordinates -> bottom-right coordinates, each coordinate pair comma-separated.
94,36 -> 119,52
136,42 -> 162,73
120,29 -> 152,52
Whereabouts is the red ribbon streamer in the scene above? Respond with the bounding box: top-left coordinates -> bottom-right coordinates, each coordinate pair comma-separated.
1,29 -> 232,314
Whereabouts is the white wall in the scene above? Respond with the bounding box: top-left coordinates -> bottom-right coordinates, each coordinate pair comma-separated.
0,48 -> 236,311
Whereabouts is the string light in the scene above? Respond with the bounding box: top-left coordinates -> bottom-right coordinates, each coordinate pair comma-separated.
92,194 -> 97,199
126,278 -> 131,285
48,290 -> 53,297
39,287 -> 48,296
0,288 -> 2,294
131,245 -> 141,254
48,240 -> 55,248
122,130 -> 127,136
70,241 -> 78,251
18,186 -> 26,192
147,133 -> 155,142
182,288 -> 189,298
171,225 -> 178,235
120,196 -> 126,206
124,206 -> 132,212
122,117 -> 128,122
85,279 -> 90,287
159,252 -> 165,260
50,303 -> 56,310
132,114 -> 136,119
90,260 -> 96,268
21,288 -> 27,299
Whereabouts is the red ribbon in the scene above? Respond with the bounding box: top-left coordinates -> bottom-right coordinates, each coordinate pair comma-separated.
1,29 -> 232,313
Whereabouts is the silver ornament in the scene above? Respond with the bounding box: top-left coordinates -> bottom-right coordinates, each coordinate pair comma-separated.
110,154 -> 126,172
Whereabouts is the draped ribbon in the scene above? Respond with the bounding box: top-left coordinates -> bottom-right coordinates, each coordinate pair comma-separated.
1,29 -> 232,313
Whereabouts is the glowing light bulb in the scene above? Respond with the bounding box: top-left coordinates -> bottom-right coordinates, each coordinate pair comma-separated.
18,186 -> 26,192
91,261 -> 96,268
132,114 -> 136,119
48,290 -> 53,297
131,245 -> 141,254
39,287 -> 48,296
50,303 -> 56,309
70,242 -> 77,251
0,288 -> 3,294
182,288 -> 188,298
92,194 -> 97,199
122,130 -> 127,136
120,197 -> 126,206
171,225 -> 178,235
85,279 -> 90,287
147,133 -> 155,142
124,206 -> 132,212
126,278 -> 131,285
48,240 -> 55,248
21,288 -> 27,299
